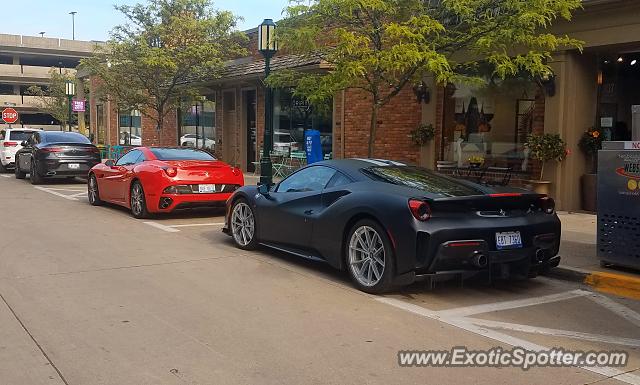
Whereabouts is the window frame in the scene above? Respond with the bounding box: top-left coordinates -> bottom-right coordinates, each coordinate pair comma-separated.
116,150 -> 142,166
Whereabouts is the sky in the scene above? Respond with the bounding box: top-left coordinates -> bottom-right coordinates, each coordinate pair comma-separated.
2,0 -> 290,42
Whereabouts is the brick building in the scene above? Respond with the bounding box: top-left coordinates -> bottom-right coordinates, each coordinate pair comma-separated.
87,0 -> 640,211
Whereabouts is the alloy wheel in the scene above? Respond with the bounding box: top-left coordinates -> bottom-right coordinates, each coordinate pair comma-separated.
131,184 -> 144,216
88,176 -> 98,203
348,226 -> 386,287
231,202 -> 255,247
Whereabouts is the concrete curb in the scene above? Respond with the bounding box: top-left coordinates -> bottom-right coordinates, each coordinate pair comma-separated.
546,265 -> 640,300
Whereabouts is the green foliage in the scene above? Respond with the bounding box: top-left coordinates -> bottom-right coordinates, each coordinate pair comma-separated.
81,0 -> 246,134
410,123 -> 435,146
26,69 -> 86,128
525,133 -> 569,180
270,0 -> 583,156
578,127 -> 604,156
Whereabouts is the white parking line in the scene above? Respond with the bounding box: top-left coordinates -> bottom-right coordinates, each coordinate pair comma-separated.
435,289 -> 590,317
0,174 -> 11,178
169,223 -> 225,228
376,292 -> 640,385
33,186 -> 79,201
142,221 -> 180,233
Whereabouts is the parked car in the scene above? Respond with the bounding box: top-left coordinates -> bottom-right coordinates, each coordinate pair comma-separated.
273,131 -> 300,154
119,132 -> 142,146
14,131 -> 100,184
180,134 -> 215,150
0,128 -> 42,172
88,147 -> 244,218
223,159 -> 560,293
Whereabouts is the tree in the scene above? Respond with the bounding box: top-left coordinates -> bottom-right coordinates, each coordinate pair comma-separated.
27,69 -> 83,130
81,0 -> 246,140
269,0 -> 583,157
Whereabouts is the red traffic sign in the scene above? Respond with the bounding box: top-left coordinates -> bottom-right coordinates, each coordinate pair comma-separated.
2,108 -> 18,124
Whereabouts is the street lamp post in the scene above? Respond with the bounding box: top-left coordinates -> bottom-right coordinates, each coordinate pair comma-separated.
69,11 -> 77,40
65,80 -> 76,132
258,19 -> 278,186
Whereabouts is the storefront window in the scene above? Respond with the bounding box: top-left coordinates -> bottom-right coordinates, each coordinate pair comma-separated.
441,80 -> 539,173
273,89 -> 333,157
118,110 -> 142,146
96,104 -> 105,145
597,53 -> 639,141
179,98 -> 216,151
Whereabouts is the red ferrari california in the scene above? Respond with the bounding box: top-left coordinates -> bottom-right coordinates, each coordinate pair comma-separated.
88,147 -> 244,218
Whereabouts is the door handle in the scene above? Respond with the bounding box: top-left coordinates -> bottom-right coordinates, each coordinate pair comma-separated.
304,209 -> 314,215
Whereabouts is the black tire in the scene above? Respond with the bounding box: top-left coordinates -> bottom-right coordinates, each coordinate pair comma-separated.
345,219 -> 396,294
88,174 -> 102,206
30,160 -> 43,185
0,162 -> 6,173
230,198 -> 258,250
14,162 -> 26,179
130,181 -> 150,219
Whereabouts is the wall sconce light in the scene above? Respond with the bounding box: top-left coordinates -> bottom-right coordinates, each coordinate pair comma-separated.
413,81 -> 431,104
537,74 -> 556,97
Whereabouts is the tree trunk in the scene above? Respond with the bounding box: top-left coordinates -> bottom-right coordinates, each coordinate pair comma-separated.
156,107 -> 164,145
367,103 -> 379,158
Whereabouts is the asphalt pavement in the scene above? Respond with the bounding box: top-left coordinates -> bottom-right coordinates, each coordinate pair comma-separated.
0,173 -> 639,385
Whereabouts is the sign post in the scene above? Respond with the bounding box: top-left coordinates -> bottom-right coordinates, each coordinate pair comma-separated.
1,108 -> 19,126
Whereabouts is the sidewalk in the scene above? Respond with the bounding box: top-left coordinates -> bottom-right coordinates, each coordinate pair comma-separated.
554,212 -> 640,300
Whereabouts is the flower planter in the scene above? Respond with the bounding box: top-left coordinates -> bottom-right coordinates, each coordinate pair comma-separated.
527,180 -> 552,195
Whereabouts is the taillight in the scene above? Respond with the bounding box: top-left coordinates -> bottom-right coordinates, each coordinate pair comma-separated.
231,167 -> 241,176
408,199 -> 431,221
539,197 -> 555,214
489,193 -> 522,197
41,147 -> 64,153
163,166 -> 178,177
2,141 -> 18,147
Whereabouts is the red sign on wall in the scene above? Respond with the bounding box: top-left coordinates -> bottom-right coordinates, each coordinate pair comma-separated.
1,108 -> 18,124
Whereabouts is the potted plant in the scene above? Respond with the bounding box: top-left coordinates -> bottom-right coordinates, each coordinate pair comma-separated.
578,127 -> 604,211
525,133 -> 570,195
410,124 -> 435,146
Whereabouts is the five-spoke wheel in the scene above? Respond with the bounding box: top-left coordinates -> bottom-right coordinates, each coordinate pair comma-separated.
130,181 -> 149,219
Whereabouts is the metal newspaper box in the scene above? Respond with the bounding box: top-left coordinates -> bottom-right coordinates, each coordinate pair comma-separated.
597,141 -> 640,269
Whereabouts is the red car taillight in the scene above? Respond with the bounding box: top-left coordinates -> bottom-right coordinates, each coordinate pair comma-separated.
408,199 -> 431,221
2,141 -> 18,147
539,197 -> 555,214
163,166 -> 178,177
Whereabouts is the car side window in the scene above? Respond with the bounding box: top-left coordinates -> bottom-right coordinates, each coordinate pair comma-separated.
116,150 -> 141,166
326,171 -> 352,189
135,151 -> 146,164
276,166 -> 336,193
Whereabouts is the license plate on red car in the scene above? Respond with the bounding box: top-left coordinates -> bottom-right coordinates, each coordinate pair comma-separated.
68,163 -> 79,169
496,231 -> 522,250
198,184 -> 216,193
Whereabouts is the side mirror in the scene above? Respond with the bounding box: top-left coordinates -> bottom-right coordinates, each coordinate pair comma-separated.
104,159 -> 115,167
20,141 -> 27,146
258,183 -> 271,196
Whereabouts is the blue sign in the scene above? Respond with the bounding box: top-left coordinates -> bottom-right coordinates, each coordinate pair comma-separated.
305,129 -> 323,164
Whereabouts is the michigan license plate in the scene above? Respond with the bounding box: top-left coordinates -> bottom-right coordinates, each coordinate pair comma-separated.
198,184 -> 216,193
496,231 -> 522,250
68,163 -> 80,169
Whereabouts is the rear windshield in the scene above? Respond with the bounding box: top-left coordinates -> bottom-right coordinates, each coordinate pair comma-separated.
43,132 -> 91,144
150,148 -> 215,161
8,131 -> 35,141
362,166 -> 482,197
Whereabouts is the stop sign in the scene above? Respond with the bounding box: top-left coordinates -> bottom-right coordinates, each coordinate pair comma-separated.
2,108 -> 18,124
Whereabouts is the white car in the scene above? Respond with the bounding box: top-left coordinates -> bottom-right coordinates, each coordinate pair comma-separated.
119,133 -> 142,146
273,131 -> 300,154
0,128 -> 42,172
180,134 -> 215,149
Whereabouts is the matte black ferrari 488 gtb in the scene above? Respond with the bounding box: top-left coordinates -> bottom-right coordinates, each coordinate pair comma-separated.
223,159 -> 560,293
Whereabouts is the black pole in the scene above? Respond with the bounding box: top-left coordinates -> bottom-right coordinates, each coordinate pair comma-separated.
67,95 -> 73,132
260,53 -> 274,186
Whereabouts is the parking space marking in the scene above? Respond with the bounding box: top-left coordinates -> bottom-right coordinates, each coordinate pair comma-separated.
168,222 -> 225,228
0,174 -> 11,178
142,221 -> 180,233
435,289 -> 590,317
376,292 -> 640,385
33,186 -> 79,201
